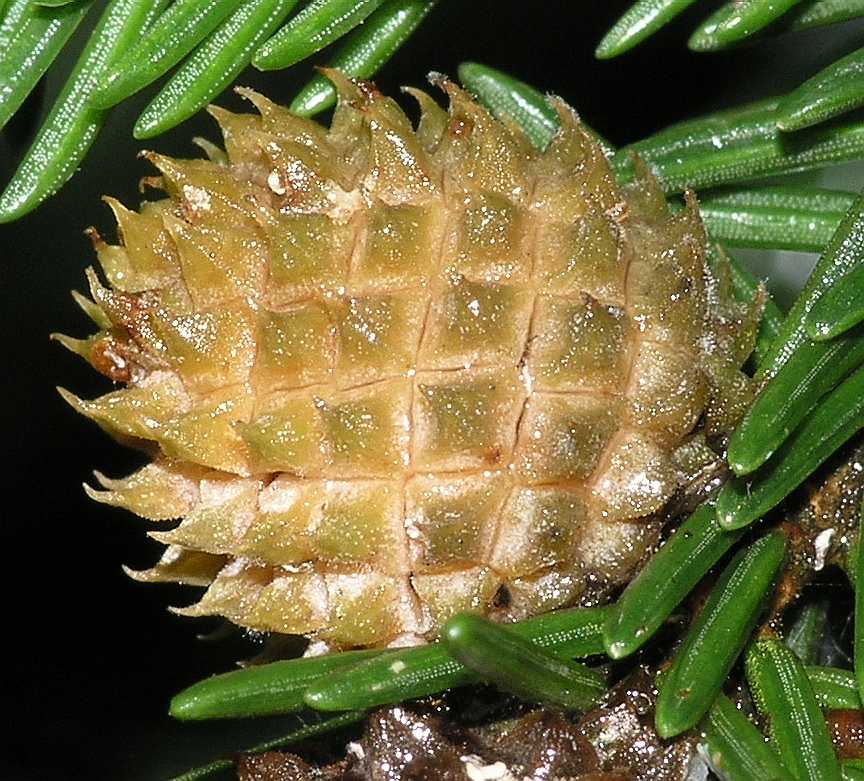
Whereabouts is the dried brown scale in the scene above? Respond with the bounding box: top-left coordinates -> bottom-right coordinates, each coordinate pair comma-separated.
766,439 -> 864,621
826,709 -> 864,759
237,752 -> 320,780
234,670 -> 696,780
579,668 -> 697,780
59,71 -> 758,648
468,709 -> 601,777
803,438 -> 864,573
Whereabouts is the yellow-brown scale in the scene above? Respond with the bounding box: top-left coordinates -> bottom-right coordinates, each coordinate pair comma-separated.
58,71 -> 760,648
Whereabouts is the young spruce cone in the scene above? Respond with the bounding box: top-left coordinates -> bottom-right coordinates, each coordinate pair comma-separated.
59,71 -> 759,648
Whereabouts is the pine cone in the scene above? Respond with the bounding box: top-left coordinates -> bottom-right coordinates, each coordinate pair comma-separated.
58,71 -> 759,648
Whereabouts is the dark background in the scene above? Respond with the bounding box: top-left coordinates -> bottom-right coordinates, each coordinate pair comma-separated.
0,2 -> 860,778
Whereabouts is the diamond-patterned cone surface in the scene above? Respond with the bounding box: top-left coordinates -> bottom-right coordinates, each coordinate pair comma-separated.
62,72 -> 759,648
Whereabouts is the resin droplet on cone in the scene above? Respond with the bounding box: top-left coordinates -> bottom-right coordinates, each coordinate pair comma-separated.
60,71 -> 760,647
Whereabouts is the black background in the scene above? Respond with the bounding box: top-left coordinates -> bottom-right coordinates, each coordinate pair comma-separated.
0,2 -> 859,778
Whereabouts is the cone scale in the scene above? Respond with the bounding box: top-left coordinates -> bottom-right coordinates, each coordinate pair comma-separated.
60,71 -> 758,648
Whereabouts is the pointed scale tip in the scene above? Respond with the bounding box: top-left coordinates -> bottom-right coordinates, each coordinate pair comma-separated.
83,482 -> 114,507
138,150 -> 176,177
192,136 -> 228,166
50,333 -> 90,359
57,386 -> 84,412
234,85 -> 272,113
100,195 -> 133,230
148,529 -> 177,545
122,563 -> 161,584
70,290 -> 110,329
290,67 -> 381,118
120,563 -> 137,578
426,70 -> 448,88
92,469 -> 116,489
317,67 -> 366,100
169,602 -> 204,618
84,228 -> 107,255
204,103 -> 233,124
